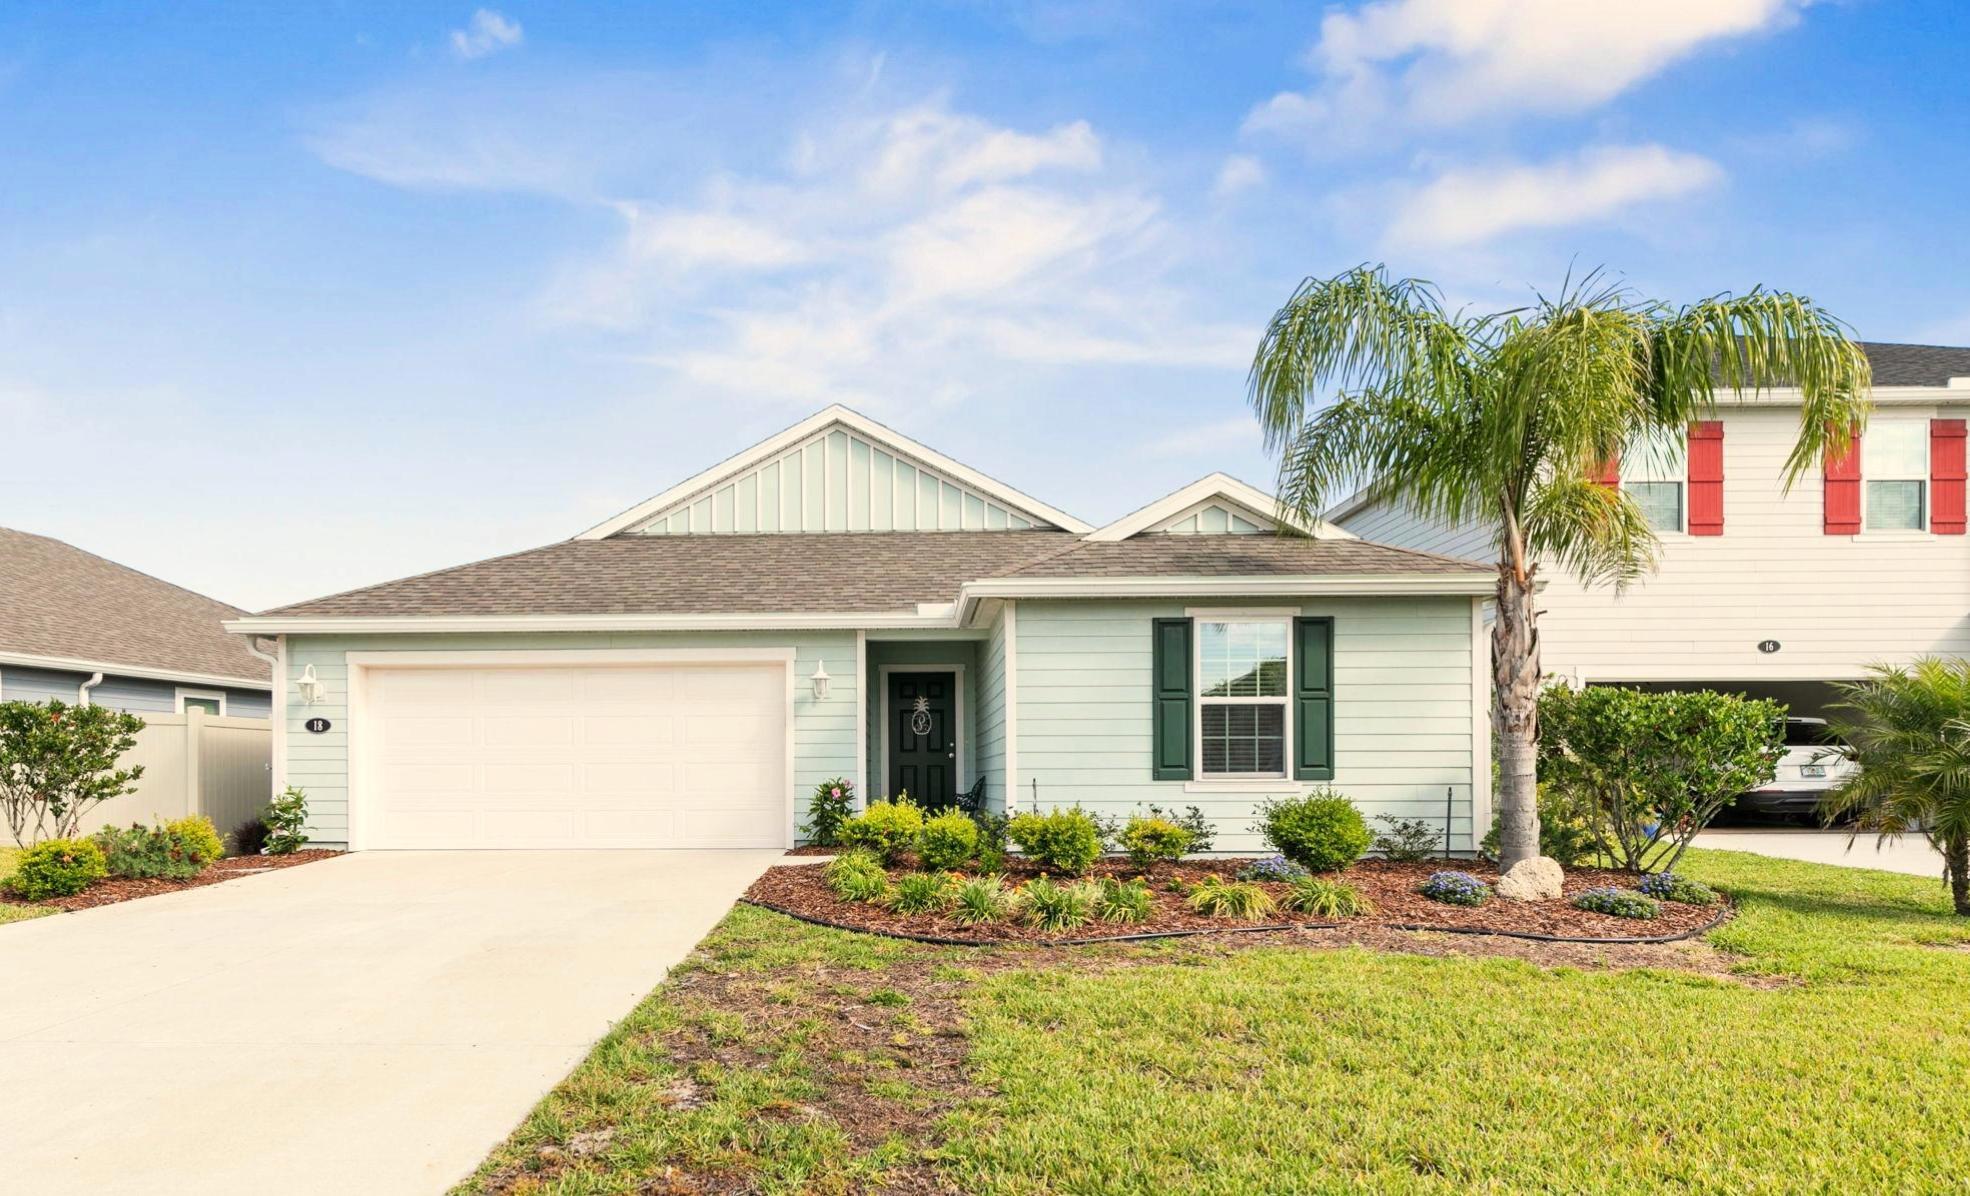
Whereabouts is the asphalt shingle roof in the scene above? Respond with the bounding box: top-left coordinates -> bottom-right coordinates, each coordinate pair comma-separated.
261,530 -> 1489,618
1859,342 -> 1970,387
0,527 -> 270,683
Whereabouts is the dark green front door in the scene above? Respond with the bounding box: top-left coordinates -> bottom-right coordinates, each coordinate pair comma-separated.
888,671 -> 956,806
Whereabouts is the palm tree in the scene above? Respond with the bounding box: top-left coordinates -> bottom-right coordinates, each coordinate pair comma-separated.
1823,658 -> 1970,915
1248,266 -> 1870,870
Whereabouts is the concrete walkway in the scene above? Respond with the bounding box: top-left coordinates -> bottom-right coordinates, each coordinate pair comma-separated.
1695,828 -> 1944,877
0,849 -> 781,1196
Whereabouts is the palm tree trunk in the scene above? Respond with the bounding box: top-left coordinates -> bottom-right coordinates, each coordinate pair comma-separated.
1492,565 -> 1543,870
1947,833 -> 1970,916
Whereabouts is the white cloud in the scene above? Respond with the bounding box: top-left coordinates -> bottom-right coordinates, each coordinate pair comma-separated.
619,205 -> 812,270
1385,144 -> 1724,249
1213,154 -> 1266,198
1246,0 -> 1802,141
450,9 -> 523,60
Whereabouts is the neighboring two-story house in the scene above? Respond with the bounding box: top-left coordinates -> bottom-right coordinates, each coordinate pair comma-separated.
1329,341 -> 1970,720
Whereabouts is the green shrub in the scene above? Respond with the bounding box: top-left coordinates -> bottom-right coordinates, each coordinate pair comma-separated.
1482,783 -> 1598,867
1254,789 -> 1370,873
1007,807 -> 1103,875
4,838 -> 106,900
0,699 -> 145,841
918,810 -> 980,871
1119,816 -> 1193,869
823,850 -> 891,903
886,871 -> 956,914
801,777 -> 856,847
1145,804 -> 1216,853
970,811 -> 1009,873
263,786 -> 309,855
229,818 -> 267,857
1185,875 -> 1276,921
1093,876 -> 1153,924
1371,815 -> 1440,863
167,816 -> 224,867
839,798 -> 925,864
1281,876 -> 1374,917
1571,886 -> 1661,920
93,818 -> 220,881
950,875 -> 1011,925
1017,877 -> 1094,930
1637,871 -> 1719,906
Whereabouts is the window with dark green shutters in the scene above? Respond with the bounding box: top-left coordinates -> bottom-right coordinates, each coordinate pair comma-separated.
1152,614 -> 1335,783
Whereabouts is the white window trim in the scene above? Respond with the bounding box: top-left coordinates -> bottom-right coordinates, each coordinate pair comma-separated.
1862,419 -> 1930,534
1621,432 -> 1688,535
1191,612 -> 1293,783
876,664 -> 966,800
175,687 -> 228,715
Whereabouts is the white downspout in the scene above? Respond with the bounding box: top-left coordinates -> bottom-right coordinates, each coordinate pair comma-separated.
77,672 -> 104,706
243,636 -> 284,804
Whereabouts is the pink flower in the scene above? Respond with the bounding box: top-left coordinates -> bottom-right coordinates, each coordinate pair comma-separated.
830,787 -> 842,798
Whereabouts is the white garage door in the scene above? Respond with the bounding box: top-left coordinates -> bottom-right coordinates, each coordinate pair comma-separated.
359,663 -> 787,849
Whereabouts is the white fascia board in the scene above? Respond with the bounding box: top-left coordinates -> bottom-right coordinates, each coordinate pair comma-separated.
223,610 -> 958,636
1083,473 -> 1356,542
574,405 -> 1093,539
0,651 -> 272,691
961,573 -> 1495,600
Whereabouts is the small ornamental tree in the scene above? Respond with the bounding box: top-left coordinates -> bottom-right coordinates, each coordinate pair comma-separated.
0,700 -> 146,845
1539,684 -> 1784,874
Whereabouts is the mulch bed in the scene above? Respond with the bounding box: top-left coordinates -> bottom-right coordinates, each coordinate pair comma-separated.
1,849 -> 340,913
746,856 -> 1730,946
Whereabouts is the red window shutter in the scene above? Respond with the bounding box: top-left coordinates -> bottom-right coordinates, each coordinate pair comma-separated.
1823,431 -> 1862,535
1591,456 -> 1619,489
1687,421 -> 1724,535
1933,419 -> 1967,535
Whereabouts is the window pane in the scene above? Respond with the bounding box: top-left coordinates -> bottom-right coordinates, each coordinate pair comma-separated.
183,697 -> 222,715
1863,421 -> 1927,479
1627,481 -> 1683,531
1620,430 -> 1686,484
1866,480 -> 1925,530
1199,621 -> 1288,698
1200,703 -> 1286,775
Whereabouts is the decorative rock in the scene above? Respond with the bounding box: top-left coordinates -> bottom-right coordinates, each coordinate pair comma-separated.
1495,856 -> 1564,902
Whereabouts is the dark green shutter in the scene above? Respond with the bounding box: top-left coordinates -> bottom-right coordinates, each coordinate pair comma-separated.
1293,617 -> 1334,781
1151,618 -> 1193,780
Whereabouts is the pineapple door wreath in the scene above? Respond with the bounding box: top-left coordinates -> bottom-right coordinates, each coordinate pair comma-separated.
909,696 -> 933,737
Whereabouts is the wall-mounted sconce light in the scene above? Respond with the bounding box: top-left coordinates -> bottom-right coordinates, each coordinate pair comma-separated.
809,661 -> 831,701
297,664 -> 326,706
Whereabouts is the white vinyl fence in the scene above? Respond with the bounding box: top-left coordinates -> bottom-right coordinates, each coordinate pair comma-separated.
76,710 -> 273,842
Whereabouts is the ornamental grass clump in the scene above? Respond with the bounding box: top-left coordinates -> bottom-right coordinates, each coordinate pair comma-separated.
823,850 -> 891,903
1254,789 -> 1371,873
1237,855 -> 1309,883
1185,875 -> 1276,921
1419,870 -> 1490,907
1637,871 -> 1719,906
918,810 -> 980,871
1118,816 -> 1193,869
1093,876 -> 1153,924
950,875 -> 1012,926
886,871 -> 957,914
1571,886 -> 1661,920
1281,876 -> 1374,917
1007,807 -> 1103,875
1017,876 -> 1095,931
838,797 -> 925,864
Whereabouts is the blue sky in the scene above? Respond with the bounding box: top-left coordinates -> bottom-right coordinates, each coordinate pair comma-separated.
3,0 -> 1967,610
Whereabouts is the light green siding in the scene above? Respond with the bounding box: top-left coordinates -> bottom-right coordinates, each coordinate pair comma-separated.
976,609 -> 1009,814
1011,597 -> 1480,853
280,630 -> 858,849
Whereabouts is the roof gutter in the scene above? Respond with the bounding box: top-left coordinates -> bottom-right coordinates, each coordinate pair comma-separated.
0,651 -> 273,692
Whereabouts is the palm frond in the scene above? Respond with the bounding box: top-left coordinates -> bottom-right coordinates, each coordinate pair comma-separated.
1519,472 -> 1658,588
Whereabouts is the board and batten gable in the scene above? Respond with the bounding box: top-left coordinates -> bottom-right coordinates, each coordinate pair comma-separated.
279,630 -> 859,849
1008,596 -> 1487,853
1335,403 -> 1970,680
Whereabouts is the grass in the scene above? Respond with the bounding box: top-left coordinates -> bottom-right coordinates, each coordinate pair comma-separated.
0,847 -> 57,925
456,849 -> 1970,1194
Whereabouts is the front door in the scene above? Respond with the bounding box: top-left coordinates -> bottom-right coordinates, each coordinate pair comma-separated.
888,671 -> 957,807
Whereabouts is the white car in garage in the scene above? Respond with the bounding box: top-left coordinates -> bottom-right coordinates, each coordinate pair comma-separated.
1736,716 -> 1858,821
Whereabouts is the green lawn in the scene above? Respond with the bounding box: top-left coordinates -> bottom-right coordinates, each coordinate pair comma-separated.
0,846 -> 57,925
456,850 -> 1970,1194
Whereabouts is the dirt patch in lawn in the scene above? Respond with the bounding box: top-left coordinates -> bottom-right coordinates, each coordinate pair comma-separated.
748,856 -> 1729,945
1,849 -> 339,914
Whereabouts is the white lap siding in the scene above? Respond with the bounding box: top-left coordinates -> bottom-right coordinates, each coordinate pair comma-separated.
1009,597 -> 1482,854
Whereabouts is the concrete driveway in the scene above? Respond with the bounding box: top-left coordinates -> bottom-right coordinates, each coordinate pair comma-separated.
0,849 -> 781,1196
1696,828 -> 1944,877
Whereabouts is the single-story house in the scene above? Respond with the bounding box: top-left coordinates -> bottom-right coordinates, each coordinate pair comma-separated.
1,526 -> 272,716
225,407 -> 1493,853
